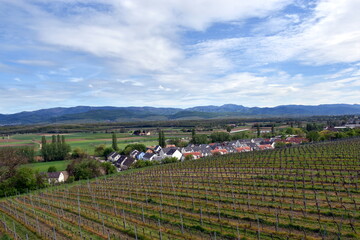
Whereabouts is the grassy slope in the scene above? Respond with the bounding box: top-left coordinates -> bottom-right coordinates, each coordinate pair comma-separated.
21,160 -> 72,172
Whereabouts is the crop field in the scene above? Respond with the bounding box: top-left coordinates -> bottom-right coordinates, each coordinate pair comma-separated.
0,131 -> 187,154
21,160 -> 72,173
1,138 -> 360,239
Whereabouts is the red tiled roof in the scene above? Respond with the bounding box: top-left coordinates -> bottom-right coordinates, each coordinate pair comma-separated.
183,152 -> 202,157
236,146 -> 251,152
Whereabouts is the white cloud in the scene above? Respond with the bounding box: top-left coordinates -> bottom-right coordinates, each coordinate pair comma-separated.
14,60 -> 55,66
69,77 -> 84,83
195,0 -> 360,65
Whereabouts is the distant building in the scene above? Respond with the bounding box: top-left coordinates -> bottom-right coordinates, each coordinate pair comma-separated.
47,171 -> 68,184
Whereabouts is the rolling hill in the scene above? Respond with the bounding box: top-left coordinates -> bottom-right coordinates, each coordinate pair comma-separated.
1,104 -> 360,125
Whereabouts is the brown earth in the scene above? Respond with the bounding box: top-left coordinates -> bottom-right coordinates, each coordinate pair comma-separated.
0,139 -> 22,143
0,143 -> 35,147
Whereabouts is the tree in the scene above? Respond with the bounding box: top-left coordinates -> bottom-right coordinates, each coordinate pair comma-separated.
71,148 -> 87,159
307,131 -> 320,142
210,132 -> 230,143
226,126 -> 232,133
123,143 -> 146,155
94,144 -> 106,157
191,134 -> 209,144
47,166 -> 57,172
66,159 -> 112,180
101,162 -> 117,175
112,133 -> 119,151
161,157 -> 178,164
257,125 -> 261,137
41,135 -> 71,161
103,147 -> 114,158
271,124 -> 275,136
159,130 -> 166,147
41,136 -> 47,146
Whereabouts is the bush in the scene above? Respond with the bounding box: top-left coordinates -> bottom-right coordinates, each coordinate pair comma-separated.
161,157 -> 178,164
123,143 -> 146,155
132,160 -> 154,168
101,161 -> 117,174
210,132 -> 230,143
71,148 -> 87,159
66,159 -> 114,180
47,166 -> 57,172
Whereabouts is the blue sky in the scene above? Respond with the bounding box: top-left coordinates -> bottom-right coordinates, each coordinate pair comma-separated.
0,0 -> 360,114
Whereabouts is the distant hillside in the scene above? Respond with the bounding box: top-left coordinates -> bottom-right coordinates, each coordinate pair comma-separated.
0,104 -> 360,125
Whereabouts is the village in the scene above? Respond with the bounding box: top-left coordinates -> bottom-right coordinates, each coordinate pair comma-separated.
106,135 -> 308,171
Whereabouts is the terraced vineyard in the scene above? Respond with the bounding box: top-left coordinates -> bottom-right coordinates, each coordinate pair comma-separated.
1,138 -> 360,239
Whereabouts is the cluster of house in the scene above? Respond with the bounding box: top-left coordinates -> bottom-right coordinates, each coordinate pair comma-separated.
107,136 -> 307,171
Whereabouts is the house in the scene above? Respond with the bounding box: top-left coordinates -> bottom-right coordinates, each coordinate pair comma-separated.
183,152 -> 202,160
107,152 -> 121,162
211,149 -> 228,155
258,144 -> 274,150
129,150 -> 140,158
143,153 -> 155,161
114,156 -> 136,170
47,171 -> 68,184
119,156 -> 136,170
153,145 -> 162,153
236,146 -> 251,152
135,152 -> 146,160
164,149 -> 182,160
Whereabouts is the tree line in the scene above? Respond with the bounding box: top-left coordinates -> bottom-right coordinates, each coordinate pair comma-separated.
41,135 -> 71,161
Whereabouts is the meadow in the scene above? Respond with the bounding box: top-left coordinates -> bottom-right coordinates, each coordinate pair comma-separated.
0,137 -> 359,239
0,130 -> 188,155
21,160 -> 72,173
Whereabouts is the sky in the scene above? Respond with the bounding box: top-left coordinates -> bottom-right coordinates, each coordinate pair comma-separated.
0,0 -> 360,114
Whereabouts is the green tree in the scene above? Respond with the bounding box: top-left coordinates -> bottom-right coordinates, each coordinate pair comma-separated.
161,157 -> 178,164
103,147 -> 114,158
257,125 -> 261,137
94,144 -> 106,156
210,132 -> 230,142
159,130 -> 166,147
226,126 -> 232,133
71,148 -> 87,159
123,143 -> 146,155
307,131 -> 320,142
191,134 -> 209,144
112,133 -> 119,151
101,162 -> 117,175
47,166 -> 57,172
41,136 -> 47,146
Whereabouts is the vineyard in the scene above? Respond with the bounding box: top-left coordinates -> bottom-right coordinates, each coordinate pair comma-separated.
1,138 -> 360,239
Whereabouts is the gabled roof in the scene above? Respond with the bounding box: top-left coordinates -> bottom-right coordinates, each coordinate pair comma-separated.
183,152 -> 202,157
166,148 -> 178,155
143,153 -> 154,159
47,172 -> 62,179
107,151 -> 119,158
122,157 -> 136,167
116,155 -> 128,164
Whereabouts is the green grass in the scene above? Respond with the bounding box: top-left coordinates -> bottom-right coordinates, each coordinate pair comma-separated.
21,160 -> 72,172
4,131 -> 185,155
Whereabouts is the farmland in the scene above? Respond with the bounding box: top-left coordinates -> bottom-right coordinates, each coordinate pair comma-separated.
20,160 -> 72,173
0,131 -> 188,155
1,138 -> 360,239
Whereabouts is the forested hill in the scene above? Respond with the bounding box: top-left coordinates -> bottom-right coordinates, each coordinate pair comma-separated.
1,104 -> 360,125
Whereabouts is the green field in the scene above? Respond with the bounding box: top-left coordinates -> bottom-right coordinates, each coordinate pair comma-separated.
1,138 -> 359,239
1,131 -> 186,155
21,160 -> 72,172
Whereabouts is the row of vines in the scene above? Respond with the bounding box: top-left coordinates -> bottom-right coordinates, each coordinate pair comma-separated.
1,138 -> 360,239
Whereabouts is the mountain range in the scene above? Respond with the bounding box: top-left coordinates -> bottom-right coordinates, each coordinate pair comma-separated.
1,104 -> 360,125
